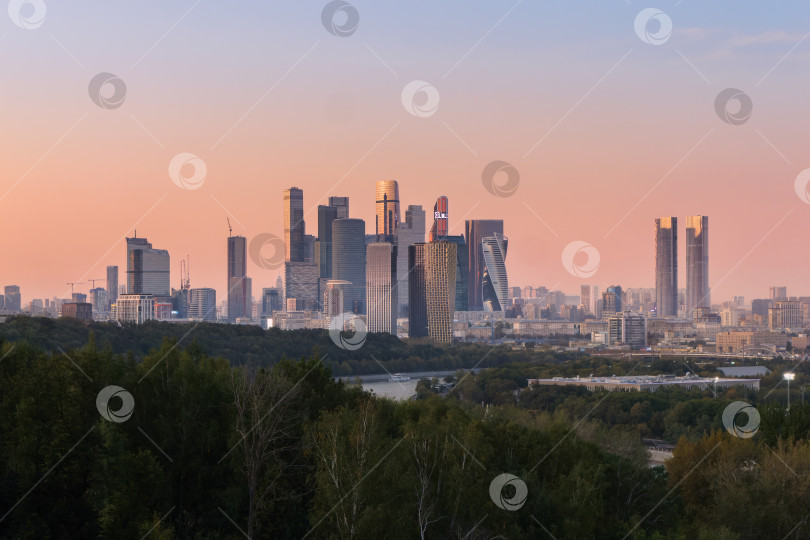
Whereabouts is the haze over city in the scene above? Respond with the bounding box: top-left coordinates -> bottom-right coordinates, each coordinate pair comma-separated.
1,1 -> 809,302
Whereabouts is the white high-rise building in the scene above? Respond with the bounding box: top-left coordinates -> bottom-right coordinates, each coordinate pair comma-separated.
116,294 -> 155,324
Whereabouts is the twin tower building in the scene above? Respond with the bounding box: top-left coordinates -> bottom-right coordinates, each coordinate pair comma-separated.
654,215 -> 710,318
282,181 -> 508,343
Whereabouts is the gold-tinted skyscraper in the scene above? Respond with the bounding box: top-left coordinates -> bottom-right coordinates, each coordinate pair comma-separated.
425,241 -> 456,343
685,215 -> 709,314
655,217 -> 678,318
375,180 -> 400,236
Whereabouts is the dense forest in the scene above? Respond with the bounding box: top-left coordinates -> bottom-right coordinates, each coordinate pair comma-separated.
1,324 -> 809,538
0,316 -> 544,376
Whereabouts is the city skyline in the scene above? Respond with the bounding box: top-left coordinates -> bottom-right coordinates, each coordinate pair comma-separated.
1,3 -> 808,303
4,183 -> 807,307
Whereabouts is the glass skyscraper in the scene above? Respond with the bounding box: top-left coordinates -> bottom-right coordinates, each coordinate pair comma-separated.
465,220 -> 504,311
425,241 -> 456,343
332,218 -> 366,313
126,237 -> 170,297
655,217 -> 678,318
366,242 -> 397,334
284,187 -> 305,262
227,235 -> 250,320
396,205 -> 425,317
375,180 -> 400,237
481,233 -> 508,312
686,215 -> 710,314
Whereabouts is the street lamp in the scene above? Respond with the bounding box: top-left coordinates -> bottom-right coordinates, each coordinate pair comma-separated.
785,373 -> 795,411
714,376 -> 719,399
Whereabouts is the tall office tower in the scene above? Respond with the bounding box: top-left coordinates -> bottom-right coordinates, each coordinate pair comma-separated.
602,286 -> 623,317
580,285 -> 591,313
317,205 -> 338,279
429,196 -> 449,242
375,180 -> 400,236
188,288 -> 217,321
425,241 -> 457,343
592,286 -> 600,314
283,262 -> 319,311
770,286 -> 788,301
366,243 -> 397,334
408,243 -> 428,337
89,288 -> 108,314
284,187 -> 305,262
655,217 -> 678,318
685,215 -> 710,313
106,265 -> 118,307
0,295 -> 4,310
608,312 -> 647,349
323,280 -> 351,320
227,235 -> 251,321
72,293 -> 88,304
444,235 -> 468,312
481,233 -> 509,312
329,196 -> 350,219
396,205 -> 426,317
466,220 -> 504,310
126,237 -> 170,296
3,286 -> 21,312
332,218 -> 366,313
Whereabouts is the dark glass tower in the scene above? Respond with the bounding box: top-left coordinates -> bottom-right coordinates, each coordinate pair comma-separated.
408,243 -> 428,337
317,205 -> 338,279
465,219 -> 504,311
284,187 -> 305,262
227,235 -> 249,320
686,215 -> 710,314
655,217 -> 678,317
332,218 -> 366,313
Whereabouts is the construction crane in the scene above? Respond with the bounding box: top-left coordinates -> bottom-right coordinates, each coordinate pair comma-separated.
66,282 -> 84,295
88,278 -> 105,289
227,217 -> 232,237
179,255 -> 191,290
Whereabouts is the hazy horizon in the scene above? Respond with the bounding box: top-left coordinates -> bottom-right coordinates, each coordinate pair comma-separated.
1,1 -> 808,303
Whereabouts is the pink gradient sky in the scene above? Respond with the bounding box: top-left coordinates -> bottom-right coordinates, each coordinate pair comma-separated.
0,2 -> 808,304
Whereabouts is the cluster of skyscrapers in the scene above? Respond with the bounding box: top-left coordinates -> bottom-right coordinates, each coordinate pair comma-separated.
5,201 -> 807,352
275,181 -> 508,343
